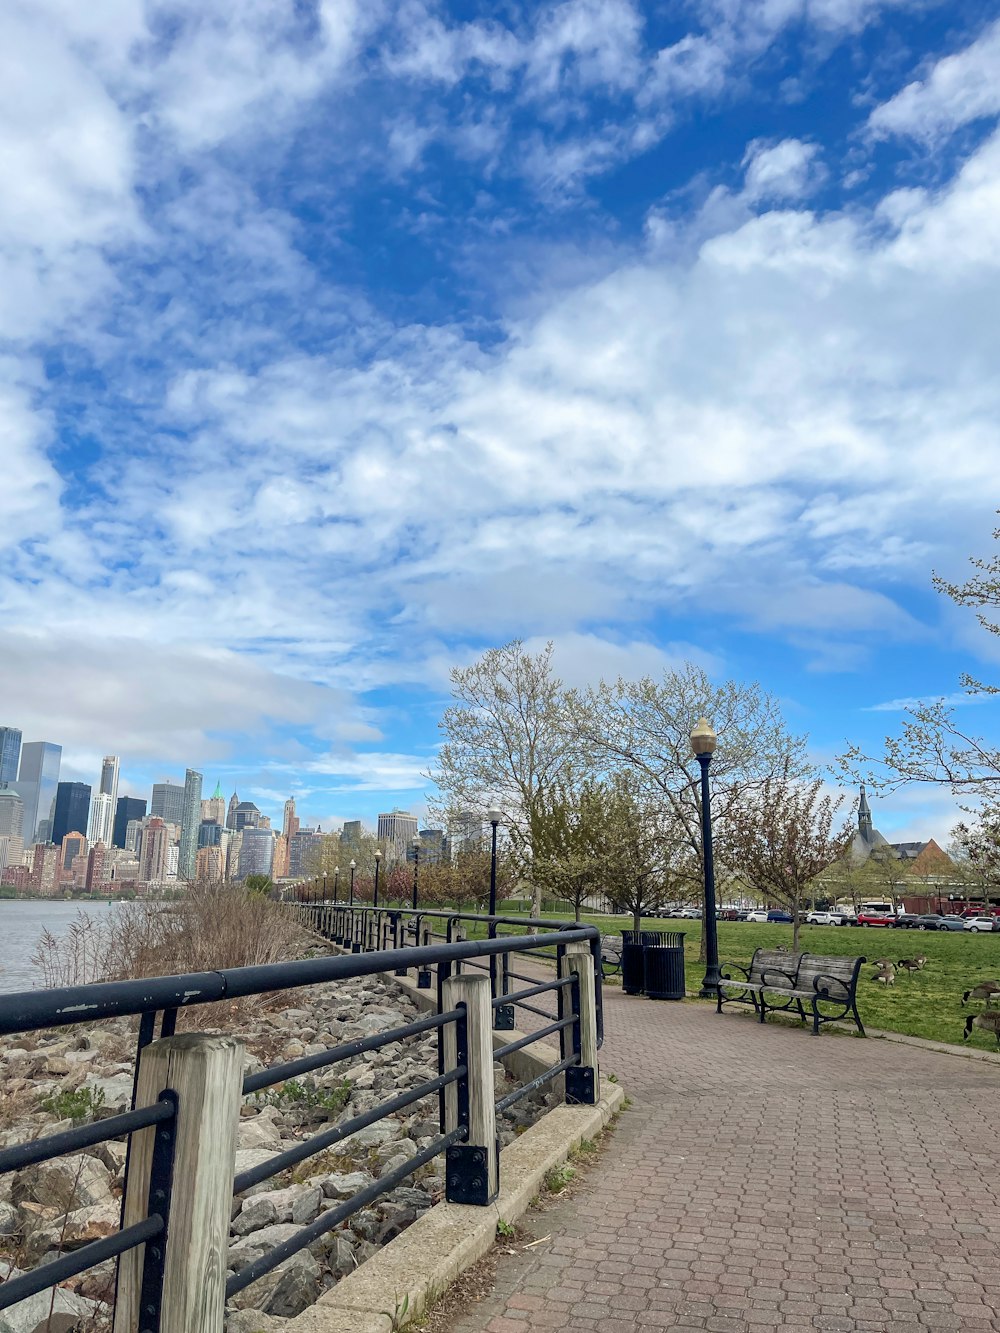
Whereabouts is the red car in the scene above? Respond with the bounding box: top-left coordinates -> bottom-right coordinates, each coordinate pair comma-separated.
856,910 -> 897,927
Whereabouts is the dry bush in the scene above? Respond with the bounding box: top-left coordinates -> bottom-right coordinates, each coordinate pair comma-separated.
32,884 -> 306,992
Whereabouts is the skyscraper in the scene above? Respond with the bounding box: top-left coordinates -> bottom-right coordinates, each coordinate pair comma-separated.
139,817 -> 169,882
178,768 -> 203,881
237,828 -> 274,879
203,781 -> 227,827
377,811 -> 419,858
87,792 -> 115,847
113,796 -> 147,848
151,782 -> 185,826
99,756 -> 120,813
16,741 -> 61,843
52,782 -> 92,846
227,789 -> 240,831
0,788 -> 24,838
282,797 -> 299,840
0,727 -> 22,784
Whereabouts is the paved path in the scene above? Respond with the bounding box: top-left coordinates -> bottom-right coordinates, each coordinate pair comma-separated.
450,989 -> 1000,1333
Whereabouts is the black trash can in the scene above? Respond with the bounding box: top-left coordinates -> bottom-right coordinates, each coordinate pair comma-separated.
644,932 -> 686,1000
620,930 -> 647,995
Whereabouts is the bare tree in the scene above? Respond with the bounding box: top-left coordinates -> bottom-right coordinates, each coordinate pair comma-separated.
727,768 -> 851,950
430,640 -> 582,915
841,516 -> 1000,796
568,664 -> 808,955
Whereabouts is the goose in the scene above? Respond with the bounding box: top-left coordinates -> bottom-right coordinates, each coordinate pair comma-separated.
897,956 -> 926,976
963,1008 -> 1000,1046
872,962 -> 895,986
961,980 -> 1000,1006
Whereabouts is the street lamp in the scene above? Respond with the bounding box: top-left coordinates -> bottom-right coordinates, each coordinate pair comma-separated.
487,810 -> 502,918
333,865 -> 340,902
373,849 -> 382,909
690,716 -> 721,1000
411,835 -> 421,910
349,859 -> 356,906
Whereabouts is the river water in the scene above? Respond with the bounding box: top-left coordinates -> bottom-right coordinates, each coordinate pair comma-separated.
0,899 -> 117,993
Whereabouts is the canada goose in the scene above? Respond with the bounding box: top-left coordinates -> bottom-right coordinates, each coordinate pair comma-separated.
963,1008 -> 1000,1046
872,963 -> 895,986
897,956 -> 926,976
961,980 -> 1000,1006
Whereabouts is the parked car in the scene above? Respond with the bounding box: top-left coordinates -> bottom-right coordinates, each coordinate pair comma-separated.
805,910 -> 849,926
766,911 -> 793,923
892,914 -> 923,929
744,909 -> 769,923
964,916 -> 1000,932
669,907 -> 702,919
915,914 -> 968,931
856,910 -> 898,927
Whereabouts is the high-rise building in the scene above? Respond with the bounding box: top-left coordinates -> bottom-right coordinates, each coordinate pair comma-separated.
234,801 -> 261,831
124,818 -> 144,853
227,789 -> 240,831
151,782 -> 185,826
139,818 -> 170,882
448,810 -> 484,858
52,782 -> 92,846
377,811 -> 419,859
178,768 -> 203,880
282,798 -> 299,841
195,844 -> 225,882
0,727 -> 22,784
113,796 -> 147,848
86,844 -> 109,892
289,827 -> 322,876
272,833 -> 289,879
237,828 -> 274,879
0,788 -> 24,839
14,741 -> 61,842
99,755 -> 120,811
58,831 -> 88,887
202,781 -> 227,828
198,820 -> 222,848
340,820 -> 363,849
87,792 -> 115,847
417,828 -> 446,864
32,843 -> 60,896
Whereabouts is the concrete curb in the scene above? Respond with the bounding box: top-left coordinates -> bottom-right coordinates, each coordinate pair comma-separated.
282,937 -> 624,1331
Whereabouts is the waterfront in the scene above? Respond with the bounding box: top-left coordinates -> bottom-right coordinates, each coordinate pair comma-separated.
0,899 -> 115,992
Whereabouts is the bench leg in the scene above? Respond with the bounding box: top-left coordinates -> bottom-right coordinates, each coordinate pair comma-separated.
758,995 -> 767,1024
811,999 -> 821,1035
852,1002 -> 866,1038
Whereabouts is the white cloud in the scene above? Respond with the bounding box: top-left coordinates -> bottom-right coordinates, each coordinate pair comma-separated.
869,19 -> 1000,142
742,138 -> 824,202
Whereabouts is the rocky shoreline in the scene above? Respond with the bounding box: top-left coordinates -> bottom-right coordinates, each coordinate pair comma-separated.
0,967 -> 558,1332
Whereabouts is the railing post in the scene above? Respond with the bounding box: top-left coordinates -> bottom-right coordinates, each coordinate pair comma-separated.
441,974 -> 498,1205
559,941 -> 599,1105
114,1034 -> 244,1333
417,922 -> 433,989
393,913 -> 407,976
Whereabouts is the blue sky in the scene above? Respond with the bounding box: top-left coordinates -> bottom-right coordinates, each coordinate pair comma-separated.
2,0 -> 1000,844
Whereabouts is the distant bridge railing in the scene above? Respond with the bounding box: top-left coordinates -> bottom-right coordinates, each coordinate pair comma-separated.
0,924 -> 600,1333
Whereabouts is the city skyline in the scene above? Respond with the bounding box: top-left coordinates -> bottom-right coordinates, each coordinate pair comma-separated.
2,5 -> 999,851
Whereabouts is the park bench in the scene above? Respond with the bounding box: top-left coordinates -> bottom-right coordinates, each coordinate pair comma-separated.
717,948 -> 866,1036
601,936 -> 622,977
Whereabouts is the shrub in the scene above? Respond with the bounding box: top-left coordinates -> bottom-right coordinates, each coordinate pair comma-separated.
39,1086 -> 106,1125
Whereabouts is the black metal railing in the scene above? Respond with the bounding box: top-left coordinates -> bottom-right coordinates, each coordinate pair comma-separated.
0,922 -> 599,1331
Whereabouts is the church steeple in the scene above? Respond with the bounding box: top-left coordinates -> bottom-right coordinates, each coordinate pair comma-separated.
858,784 -> 873,841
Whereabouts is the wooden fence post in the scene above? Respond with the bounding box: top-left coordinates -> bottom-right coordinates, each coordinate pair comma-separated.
114,1033 -> 244,1333
560,941 -> 599,1105
441,974 -> 499,1205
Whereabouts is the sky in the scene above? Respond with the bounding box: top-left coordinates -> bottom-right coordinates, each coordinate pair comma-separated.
2,0 -> 1000,845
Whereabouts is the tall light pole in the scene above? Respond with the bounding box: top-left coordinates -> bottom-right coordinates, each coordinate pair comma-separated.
690,717 -> 721,999
349,859 -> 356,906
333,865 -> 340,902
373,849 -> 382,909
411,835 -> 421,910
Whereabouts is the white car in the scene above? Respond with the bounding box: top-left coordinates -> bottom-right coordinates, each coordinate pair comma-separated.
744,910 -> 769,923
805,911 -> 848,926
964,916 -> 1000,932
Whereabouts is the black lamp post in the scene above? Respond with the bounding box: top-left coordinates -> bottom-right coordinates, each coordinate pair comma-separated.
411,835 -> 421,910
487,809 -> 502,918
349,859 -> 356,906
333,865 -> 340,902
690,717 -> 721,1000
373,850 -> 382,909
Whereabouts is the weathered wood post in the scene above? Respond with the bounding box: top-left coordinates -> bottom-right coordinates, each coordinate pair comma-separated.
115,1034 -> 244,1333
560,941 -> 599,1105
441,974 -> 498,1204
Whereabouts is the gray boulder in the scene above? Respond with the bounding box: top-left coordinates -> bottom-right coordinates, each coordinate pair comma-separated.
0,1285 -> 96,1333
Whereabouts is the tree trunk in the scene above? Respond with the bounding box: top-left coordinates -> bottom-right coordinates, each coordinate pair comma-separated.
633,906 -> 641,930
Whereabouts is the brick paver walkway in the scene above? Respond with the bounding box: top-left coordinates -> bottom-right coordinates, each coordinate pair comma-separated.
451,989 -> 1000,1333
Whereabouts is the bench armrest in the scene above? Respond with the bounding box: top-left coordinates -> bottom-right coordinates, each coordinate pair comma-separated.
761,967 -> 796,988
811,973 -> 852,1001
719,962 -> 750,981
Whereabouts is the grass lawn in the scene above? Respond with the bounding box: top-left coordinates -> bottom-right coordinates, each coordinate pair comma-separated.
507,912 -> 1000,1050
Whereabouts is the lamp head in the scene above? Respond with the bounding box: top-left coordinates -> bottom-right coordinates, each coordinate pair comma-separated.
487,808 -> 502,826
690,717 -> 718,756
374,849 -> 382,862
349,859 -> 356,869
412,834 -> 421,849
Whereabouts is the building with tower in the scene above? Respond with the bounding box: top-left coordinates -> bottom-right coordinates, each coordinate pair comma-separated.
227,789 -> 240,831
113,797 -> 147,848
100,756 -> 120,813
0,727 -> 22,784
282,797 -> 299,840
178,768 -> 203,880
234,801 -> 262,831
203,781 -> 227,827
52,782 -> 92,846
